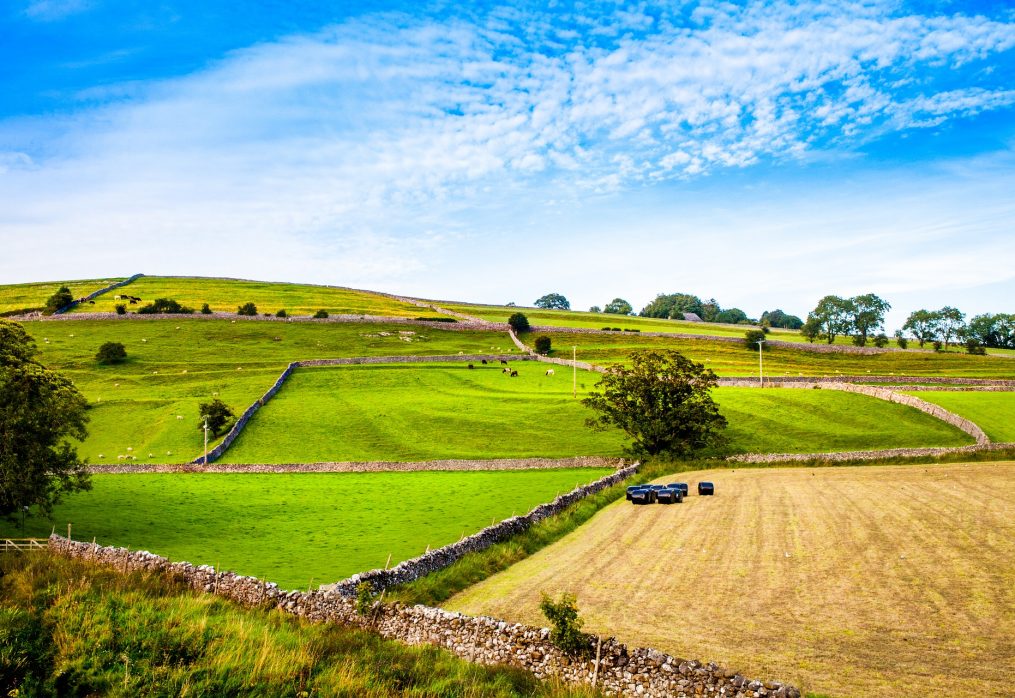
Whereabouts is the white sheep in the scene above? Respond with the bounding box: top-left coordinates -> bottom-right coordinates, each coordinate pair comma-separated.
545,369 -> 555,376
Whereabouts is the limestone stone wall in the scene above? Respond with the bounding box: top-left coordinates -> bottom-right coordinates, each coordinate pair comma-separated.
48,535 -> 800,698
54,273 -> 145,314
90,456 -> 625,474
326,463 -> 640,596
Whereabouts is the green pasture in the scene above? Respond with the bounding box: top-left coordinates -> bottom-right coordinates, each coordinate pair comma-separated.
716,387 -> 973,453
432,300 -> 859,345
534,331 -> 1015,379
19,319 -> 512,463
220,364 -> 626,463
902,391 -> 1015,442
0,277 -> 126,314
222,365 -> 970,463
69,275 -> 444,318
0,470 -> 613,589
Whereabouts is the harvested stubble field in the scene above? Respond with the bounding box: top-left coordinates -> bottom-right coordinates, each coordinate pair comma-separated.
0,469 -> 613,589
535,331 -> 1015,378
63,275 -> 445,318
18,319 -> 511,463
446,462 -> 1015,698
0,277 -> 126,313
901,390 -> 1015,442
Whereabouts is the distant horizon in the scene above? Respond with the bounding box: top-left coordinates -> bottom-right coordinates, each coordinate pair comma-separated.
2,1 -> 1013,331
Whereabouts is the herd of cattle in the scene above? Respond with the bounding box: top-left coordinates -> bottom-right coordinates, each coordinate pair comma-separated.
626,481 -> 715,504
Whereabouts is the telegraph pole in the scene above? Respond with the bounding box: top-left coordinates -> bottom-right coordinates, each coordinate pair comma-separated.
572,345 -> 577,398
757,339 -> 765,387
203,418 -> 209,465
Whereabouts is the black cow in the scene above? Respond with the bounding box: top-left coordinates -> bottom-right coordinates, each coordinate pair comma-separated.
500,359 -> 508,365
481,359 -> 488,365
467,364 -> 474,369
510,370 -> 518,377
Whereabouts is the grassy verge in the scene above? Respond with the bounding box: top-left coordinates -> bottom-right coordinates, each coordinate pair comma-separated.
0,552 -> 598,697
901,390 -> 1015,442
385,459 -> 700,606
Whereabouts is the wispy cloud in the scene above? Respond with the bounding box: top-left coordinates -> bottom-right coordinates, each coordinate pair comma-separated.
1,0 -> 1013,312
22,0 -> 92,21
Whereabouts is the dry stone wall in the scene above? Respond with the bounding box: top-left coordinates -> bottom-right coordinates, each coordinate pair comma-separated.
54,273 -> 145,314
326,463 -> 640,596
728,442 -> 1015,464
91,456 -> 624,474
48,531 -> 799,698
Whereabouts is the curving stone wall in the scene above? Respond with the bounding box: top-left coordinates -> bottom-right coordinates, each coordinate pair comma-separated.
48,532 -> 800,698
326,463 -> 640,596
54,273 -> 145,314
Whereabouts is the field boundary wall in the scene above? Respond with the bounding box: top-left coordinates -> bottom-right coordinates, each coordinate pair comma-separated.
727,441 -> 1015,464
92,456 -> 623,474
191,353 -> 541,464
54,273 -> 145,314
48,534 -> 799,698
323,462 -> 639,596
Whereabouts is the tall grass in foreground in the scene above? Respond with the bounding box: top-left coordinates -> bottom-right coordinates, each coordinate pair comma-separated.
0,553 -> 600,697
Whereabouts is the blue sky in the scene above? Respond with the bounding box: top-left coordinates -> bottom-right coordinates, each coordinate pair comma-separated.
2,0 -> 1013,329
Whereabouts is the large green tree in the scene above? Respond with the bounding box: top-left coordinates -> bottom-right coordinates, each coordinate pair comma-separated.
0,320 -> 90,522
936,306 -> 966,349
582,350 -> 727,456
810,295 -> 854,344
639,293 -> 703,319
603,298 -> 633,315
848,293 -> 891,346
902,309 -> 940,347
533,293 -> 570,310
44,286 -> 73,314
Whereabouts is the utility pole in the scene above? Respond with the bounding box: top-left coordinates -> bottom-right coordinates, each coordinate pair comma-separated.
203,418 -> 209,465
573,345 -> 577,398
757,339 -> 765,387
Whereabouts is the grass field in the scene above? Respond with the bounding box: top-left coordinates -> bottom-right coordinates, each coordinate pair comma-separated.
18,319 -> 511,463
446,462 -> 1015,698
0,554 -> 593,697
221,364 -> 627,462
66,275 -> 445,318
220,370 -> 972,463
0,469 -> 612,589
715,387 -> 973,452
902,391 -> 1015,442
534,331 -> 1015,378
0,277 -> 126,314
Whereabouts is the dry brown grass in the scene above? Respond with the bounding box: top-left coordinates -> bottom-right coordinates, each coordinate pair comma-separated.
446,462 -> 1015,698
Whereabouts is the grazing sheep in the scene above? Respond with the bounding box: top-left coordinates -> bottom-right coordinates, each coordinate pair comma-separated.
502,368 -> 511,374
545,369 -> 555,376
97,454 -> 104,459
176,415 -> 184,420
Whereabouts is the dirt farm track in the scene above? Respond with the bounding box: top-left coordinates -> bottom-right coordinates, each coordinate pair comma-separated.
447,462 -> 1015,698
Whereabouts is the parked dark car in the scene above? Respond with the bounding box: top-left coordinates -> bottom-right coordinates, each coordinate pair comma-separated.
630,487 -> 656,504
697,481 -> 715,496
668,483 -> 689,496
656,487 -> 684,504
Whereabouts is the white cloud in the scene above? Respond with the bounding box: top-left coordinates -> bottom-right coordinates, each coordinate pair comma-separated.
1,1 -> 1013,312
22,0 -> 92,21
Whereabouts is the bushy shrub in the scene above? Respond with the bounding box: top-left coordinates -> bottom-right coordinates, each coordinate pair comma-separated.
95,341 -> 127,364
237,302 -> 257,316
507,312 -> 530,333
416,316 -> 456,323
313,309 -> 329,319
873,333 -> 889,348
199,398 -> 235,437
45,286 -> 74,314
275,309 -> 287,318
539,592 -> 591,657
612,327 -> 621,331
744,329 -> 766,350
894,331 -> 908,350
533,335 -> 552,354
933,340 -> 943,352
200,303 -> 212,314
601,326 -> 613,331
966,339 -> 987,355
355,582 -> 376,615
114,303 -> 127,315
138,298 -> 194,314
